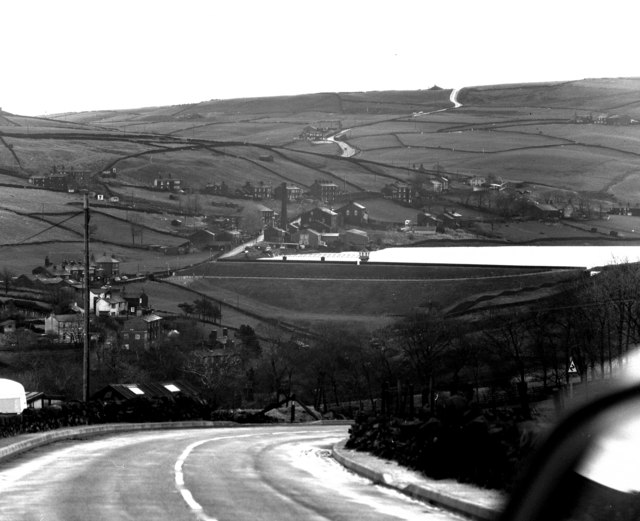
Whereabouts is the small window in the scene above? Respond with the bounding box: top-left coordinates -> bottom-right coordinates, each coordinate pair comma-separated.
128,386 -> 144,395
135,334 -> 141,340
164,384 -> 180,393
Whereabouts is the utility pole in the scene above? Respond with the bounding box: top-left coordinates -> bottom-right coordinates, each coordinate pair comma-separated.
83,193 -> 91,402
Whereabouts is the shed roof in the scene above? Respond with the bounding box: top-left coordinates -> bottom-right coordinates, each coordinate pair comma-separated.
344,228 -> 369,237
91,380 -> 200,401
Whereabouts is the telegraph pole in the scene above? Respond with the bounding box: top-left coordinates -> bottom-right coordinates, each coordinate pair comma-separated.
83,193 -> 91,402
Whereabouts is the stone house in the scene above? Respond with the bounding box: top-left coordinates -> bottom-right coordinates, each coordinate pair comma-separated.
384,182 -> 413,204
154,177 -> 183,191
336,201 -> 369,227
120,314 -> 162,350
44,313 -> 84,343
300,207 -> 339,233
94,292 -> 127,317
292,228 -> 322,248
310,181 -> 339,203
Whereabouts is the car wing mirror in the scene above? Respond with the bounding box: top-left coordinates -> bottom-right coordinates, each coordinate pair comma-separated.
499,382 -> 640,521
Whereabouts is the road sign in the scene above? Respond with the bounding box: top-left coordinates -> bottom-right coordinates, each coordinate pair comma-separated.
568,357 -> 578,374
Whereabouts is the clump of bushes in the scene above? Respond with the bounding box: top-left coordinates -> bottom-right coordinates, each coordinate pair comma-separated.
346,401 -> 542,491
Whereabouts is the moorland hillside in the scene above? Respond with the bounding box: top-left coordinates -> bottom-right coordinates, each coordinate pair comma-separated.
0,78 -> 639,332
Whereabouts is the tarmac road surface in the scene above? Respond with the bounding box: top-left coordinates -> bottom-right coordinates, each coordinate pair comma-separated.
0,425 -> 463,521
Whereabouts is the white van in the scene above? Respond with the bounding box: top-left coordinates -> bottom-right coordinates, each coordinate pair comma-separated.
0,379 -> 27,413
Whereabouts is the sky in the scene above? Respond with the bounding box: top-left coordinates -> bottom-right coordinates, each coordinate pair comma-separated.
1,0 -> 637,116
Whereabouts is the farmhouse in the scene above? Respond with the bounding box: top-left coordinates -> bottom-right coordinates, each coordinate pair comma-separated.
188,229 -> 217,250
100,167 -> 117,178
310,180 -> 339,203
596,113 -> 634,126
299,121 -> 341,141
383,181 -> 413,204
44,313 -> 83,343
299,126 -> 326,141
336,201 -> 369,227
440,210 -> 463,228
123,289 -> 149,316
469,176 -> 487,189
263,224 -> 288,244
417,211 -> 442,230
29,173 -> 68,192
95,255 -> 120,279
292,228 -> 322,248
216,230 -> 242,246
529,202 -> 562,220
274,183 -> 303,201
300,207 -> 339,233
256,205 -> 275,227
94,292 -> 127,317
428,177 -> 449,193
121,314 -> 162,350
154,177 -> 183,191
317,120 -> 342,132
204,181 -> 229,196
240,181 -> 273,200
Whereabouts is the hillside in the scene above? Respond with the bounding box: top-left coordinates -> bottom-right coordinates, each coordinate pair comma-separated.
1,79 -> 639,201
1,78 -> 640,334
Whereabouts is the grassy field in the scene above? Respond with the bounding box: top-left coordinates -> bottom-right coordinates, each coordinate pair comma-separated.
460,79 -> 640,116
3,136 -> 157,176
0,186 -> 85,213
120,280 -> 270,333
0,209 -> 79,244
175,263 -> 581,330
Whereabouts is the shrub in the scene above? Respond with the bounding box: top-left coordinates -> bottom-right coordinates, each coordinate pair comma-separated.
346,405 -> 539,491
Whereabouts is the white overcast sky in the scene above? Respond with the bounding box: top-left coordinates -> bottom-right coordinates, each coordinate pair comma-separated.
2,0 -> 637,116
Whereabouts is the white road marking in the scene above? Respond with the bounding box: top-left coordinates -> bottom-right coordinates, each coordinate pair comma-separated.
173,430 -> 314,520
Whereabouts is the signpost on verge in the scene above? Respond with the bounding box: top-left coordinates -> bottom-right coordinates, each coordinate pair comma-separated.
567,357 -> 578,400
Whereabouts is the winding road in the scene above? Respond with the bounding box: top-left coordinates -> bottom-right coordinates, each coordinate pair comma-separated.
449,88 -> 463,108
326,129 -> 358,157
0,425 -> 458,521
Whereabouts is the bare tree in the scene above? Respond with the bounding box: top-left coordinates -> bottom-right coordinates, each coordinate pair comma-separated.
1,267 -> 13,295
393,310 -> 453,412
129,216 -> 144,245
183,351 -> 244,407
483,313 -> 532,419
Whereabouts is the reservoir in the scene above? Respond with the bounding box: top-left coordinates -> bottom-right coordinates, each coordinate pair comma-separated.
265,246 -> 640,269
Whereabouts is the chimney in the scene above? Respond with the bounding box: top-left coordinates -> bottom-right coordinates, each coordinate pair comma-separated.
280,182 -> 288,230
